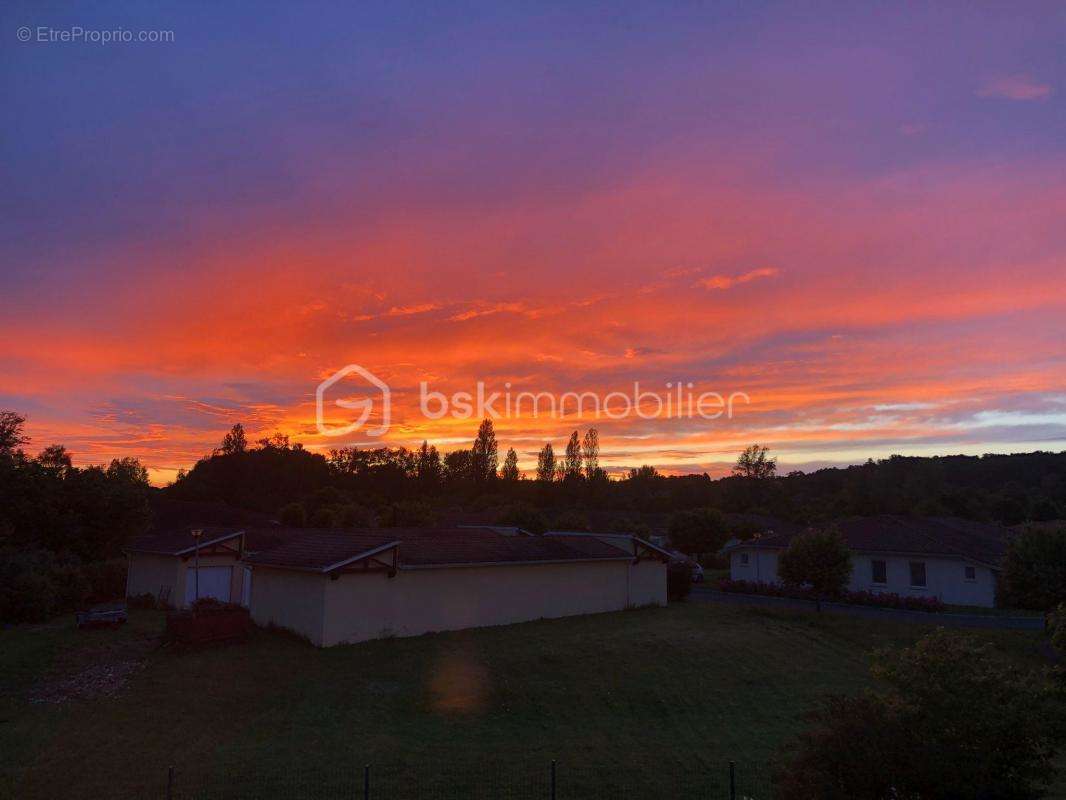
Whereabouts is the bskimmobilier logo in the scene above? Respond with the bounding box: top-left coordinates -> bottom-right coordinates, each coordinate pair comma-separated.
316,364 -> 749,438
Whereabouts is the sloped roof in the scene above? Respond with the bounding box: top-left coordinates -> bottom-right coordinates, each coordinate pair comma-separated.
126,527 -> 245,556
725,515 -> 1009,567
244,527 -> 633,573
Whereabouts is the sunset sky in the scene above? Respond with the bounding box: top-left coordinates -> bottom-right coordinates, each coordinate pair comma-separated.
3,2 -> 1065,484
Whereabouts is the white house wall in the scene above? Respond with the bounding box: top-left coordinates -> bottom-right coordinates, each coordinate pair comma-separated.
249,558 -> 667,647
728,547 -> 996,607
249,568 -> 328,646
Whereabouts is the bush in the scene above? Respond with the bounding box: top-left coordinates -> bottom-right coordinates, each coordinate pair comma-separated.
717,578 -> 946,613
81,559 -> 128,601
776,629 -> 1066,799
1002,525 -> 1066,610
667,562 -> 693,602
0,550 -> 130,623
778,527 -> 852,597
0,569 -> 58,623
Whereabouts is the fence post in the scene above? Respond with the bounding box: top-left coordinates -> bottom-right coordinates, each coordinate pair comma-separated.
363,764 -> 370,800
166,765 -> 173,800
729,761 -> 736,800
550,759 -> 556,800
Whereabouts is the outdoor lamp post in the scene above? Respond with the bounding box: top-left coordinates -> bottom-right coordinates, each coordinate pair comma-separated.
191,528 -> 203,607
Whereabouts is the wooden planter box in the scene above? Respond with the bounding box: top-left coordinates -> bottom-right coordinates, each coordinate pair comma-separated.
166,606 -> 252,644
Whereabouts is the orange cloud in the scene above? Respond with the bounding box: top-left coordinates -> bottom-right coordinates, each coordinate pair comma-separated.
697,267 -> 781,291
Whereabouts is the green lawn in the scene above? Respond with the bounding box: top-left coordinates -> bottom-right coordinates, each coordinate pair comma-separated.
0,603 -> 1052,800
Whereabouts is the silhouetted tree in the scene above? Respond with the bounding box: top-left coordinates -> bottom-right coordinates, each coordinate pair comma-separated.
668,508 -> 729,560
0,411 -> 28,454
37,444 -> 72,474
582,428 -> 600,479
536,443 -> 556,482
733,444 -> 776,479
501,448 -> 520,481
416,440 -> 443,487
443,449 -> 473,484
257,431 -> 291,450
563,431 -> 583,480
471,418 -> 498,482
220,423 -> 248,455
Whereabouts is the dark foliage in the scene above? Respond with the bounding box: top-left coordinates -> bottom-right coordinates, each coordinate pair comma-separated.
667,561 -> 693,601
1002,523 -> 1066,610
668,508 -> 729,559
0,550 -> 128,623
776,629 -> 1066,799
778,527 -> 853,597
717,578 -> 946,612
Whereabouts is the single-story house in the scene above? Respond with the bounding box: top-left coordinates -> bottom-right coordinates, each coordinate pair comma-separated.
723,516 -> 1008,607
242,527 -> 669,647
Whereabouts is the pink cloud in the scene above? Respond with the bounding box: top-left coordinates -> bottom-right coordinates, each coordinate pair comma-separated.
977,75 -> 1052,101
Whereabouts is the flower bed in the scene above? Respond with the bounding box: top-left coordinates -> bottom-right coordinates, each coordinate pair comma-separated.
716,578 -> 945,613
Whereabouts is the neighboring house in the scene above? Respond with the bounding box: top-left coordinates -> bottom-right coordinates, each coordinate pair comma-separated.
125,526 -> 668,647
724,516 -> 1009,607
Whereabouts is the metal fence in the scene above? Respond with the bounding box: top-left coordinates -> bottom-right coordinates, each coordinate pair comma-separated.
158,760 -> 775,800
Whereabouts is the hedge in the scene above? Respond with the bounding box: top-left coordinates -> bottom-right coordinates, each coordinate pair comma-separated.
0,550 -> 128,623
716,578 -> 946,613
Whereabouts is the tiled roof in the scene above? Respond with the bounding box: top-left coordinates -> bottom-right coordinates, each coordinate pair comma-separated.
243,530 -> 401,571
725,515 -> 1009,567
126,527 -> 244,556
244,527 -> 634,572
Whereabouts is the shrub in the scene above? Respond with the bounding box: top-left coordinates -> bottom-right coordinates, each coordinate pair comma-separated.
778,527 -> 852,597
776,629 -> 1066,799
1002,525 -> 1066,610
50,564 -> 92,610
0,569 -> 58,623
80,559 -> 128,601
667,562 -> 693,602
716,578 -> 946,613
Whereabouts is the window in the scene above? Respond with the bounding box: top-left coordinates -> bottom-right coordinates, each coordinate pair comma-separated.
909,561 -> 927,588
871,559 -> 887,584
740,553 -> 750,566
964,565 -> 976,582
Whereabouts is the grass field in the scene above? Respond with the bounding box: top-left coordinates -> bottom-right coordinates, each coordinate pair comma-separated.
0,602 -> 1053,799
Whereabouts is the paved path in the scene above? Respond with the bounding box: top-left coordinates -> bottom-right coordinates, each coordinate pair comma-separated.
690,586 -> 1045,631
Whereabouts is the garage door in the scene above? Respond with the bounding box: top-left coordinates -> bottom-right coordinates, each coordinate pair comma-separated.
184,566 -> 233,605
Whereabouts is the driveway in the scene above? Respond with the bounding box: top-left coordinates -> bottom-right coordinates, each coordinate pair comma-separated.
690,586 -> 1045,631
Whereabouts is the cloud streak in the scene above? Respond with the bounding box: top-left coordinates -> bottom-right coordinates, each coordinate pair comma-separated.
697,267 -> 781,291
977,75 -> 1052,101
